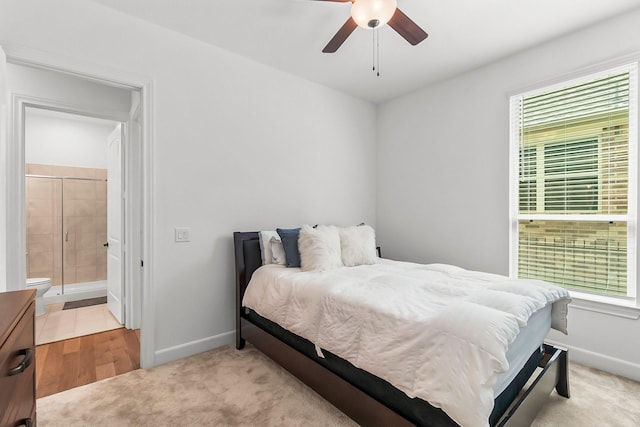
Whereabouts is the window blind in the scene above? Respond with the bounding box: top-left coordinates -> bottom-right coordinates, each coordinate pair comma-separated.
518,220 -> 627,295
512,65 -> 637,297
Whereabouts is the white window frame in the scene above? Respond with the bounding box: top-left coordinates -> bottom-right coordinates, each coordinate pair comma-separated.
509,62 -> 639,312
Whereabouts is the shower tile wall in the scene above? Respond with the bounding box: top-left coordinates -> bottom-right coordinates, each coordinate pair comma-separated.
26,163 -> 108,286
26,165 -> 62,284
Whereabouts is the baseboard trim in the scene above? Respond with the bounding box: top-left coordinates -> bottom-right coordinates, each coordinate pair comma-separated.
546,338 -> 640,382
154,330 -> 235,366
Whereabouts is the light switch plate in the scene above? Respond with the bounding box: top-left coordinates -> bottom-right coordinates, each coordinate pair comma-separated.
175,227 -> 190,242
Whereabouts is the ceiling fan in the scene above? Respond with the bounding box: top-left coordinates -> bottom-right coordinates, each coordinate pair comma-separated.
316,0 -> 428,53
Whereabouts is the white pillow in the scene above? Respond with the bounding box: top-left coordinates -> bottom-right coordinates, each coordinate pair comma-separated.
258,231 -> 279,264
339,225 -> 377,267
270,236 -> 286,265
298,224 -> 343,272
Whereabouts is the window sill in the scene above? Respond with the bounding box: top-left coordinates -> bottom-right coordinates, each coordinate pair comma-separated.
568,291 -> 640,320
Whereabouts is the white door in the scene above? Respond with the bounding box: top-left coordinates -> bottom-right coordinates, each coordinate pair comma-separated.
107,124 -> 124,323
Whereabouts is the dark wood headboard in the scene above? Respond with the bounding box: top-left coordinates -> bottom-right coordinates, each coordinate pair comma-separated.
233,231 -> 262,348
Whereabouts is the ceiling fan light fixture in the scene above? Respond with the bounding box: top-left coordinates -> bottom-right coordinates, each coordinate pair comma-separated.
351,0 -> 397,29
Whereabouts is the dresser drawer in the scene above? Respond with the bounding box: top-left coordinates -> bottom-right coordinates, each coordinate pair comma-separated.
0,301 -> 36,427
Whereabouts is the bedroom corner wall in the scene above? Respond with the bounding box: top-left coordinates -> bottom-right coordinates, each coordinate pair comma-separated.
376,8 -> 640,381
0,0 -> 377,365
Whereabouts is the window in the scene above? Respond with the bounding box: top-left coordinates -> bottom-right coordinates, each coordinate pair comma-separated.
510,64 -> 638,300
544,139 -> 599,212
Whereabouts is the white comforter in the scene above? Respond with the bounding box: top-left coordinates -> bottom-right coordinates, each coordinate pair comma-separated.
242,260 -> 570,427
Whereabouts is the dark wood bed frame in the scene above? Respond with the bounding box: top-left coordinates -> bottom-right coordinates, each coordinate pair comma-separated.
234,231 -> 570,426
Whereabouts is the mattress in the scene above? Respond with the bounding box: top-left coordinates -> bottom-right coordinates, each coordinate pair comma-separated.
243,261 -> 569,427
495,303 -> 551,396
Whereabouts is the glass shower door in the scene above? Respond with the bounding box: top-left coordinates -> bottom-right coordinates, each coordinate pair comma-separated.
25,167 -> 108,294
63,176 -> 108,287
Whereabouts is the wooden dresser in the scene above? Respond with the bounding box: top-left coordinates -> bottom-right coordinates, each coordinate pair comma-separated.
0,289 -> 36,427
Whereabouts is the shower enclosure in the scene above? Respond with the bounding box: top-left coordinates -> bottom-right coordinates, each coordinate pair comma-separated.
25,163 -> 108,295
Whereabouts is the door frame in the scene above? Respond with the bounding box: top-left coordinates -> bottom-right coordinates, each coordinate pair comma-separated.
2,44 -> 155,368
19,99 -> 128,306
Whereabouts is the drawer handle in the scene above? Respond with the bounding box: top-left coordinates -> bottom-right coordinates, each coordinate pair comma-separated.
8,348 -> 33,376
17,418 -> 33,427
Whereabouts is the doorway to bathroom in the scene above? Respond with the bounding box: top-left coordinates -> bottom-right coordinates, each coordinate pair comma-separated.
24,107 -> 125,344
5,58 -> 143,349
2,45 -> 153,369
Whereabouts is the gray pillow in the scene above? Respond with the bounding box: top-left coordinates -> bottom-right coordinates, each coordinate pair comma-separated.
276,227 -> 301,268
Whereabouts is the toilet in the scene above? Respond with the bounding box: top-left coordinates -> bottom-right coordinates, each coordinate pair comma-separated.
26,278 -> 52,316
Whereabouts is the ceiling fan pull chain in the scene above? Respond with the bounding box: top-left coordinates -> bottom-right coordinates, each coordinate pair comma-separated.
376,28 -> 380,77
372,29 -> 376,71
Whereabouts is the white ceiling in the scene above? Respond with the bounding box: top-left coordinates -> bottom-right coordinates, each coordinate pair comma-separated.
90,0 -> 640,103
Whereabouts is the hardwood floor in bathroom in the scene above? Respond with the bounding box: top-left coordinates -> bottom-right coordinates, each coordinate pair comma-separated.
36,328 -> 140,398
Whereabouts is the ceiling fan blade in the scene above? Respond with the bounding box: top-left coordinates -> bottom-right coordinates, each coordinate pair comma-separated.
322,17 -> 358,53
388,8 -> 428,46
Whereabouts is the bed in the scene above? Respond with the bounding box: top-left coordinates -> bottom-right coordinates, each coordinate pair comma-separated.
234,230 -> 571,427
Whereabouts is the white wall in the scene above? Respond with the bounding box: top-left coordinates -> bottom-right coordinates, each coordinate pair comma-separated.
0,47 -> 6,292
377,9 -> 640,380
25,109 -> 116,169
0,0 -> 377,364
6,62 -> 132,114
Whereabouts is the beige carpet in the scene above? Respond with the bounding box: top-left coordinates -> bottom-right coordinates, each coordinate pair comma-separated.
37,345 -> 640,426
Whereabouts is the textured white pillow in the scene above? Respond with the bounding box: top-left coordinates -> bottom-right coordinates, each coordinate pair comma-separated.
270,236 -> 286,265
298,224 -> 343,272
259,231 -> 279,264
339,225 -> 377,266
